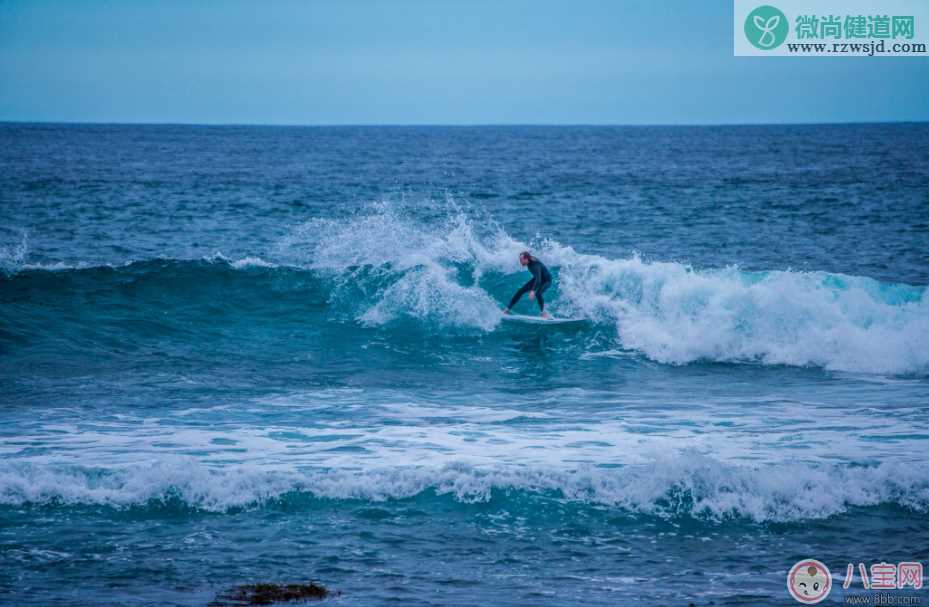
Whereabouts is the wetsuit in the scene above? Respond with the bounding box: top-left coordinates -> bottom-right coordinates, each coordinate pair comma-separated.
508,258 -> 552,311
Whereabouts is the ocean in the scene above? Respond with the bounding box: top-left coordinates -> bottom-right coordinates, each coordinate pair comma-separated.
1,123 -> 928,606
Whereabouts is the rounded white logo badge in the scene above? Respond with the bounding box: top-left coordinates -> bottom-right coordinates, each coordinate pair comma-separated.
787,559 -> 831,604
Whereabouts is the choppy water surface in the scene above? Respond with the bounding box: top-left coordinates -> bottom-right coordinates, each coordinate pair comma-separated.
1,123 -> 928,606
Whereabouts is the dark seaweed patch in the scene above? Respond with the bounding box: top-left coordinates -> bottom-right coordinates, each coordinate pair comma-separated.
209,582 -> 332,606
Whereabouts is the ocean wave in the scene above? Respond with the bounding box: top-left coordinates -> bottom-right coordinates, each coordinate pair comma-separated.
296,203 -> 929,374
2,253 -> 290,276
556,251 -> 929,374
2,455 -> 927,523
3,203 -> 928,374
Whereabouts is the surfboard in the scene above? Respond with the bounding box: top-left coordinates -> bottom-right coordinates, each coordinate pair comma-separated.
501,314 -> 586,325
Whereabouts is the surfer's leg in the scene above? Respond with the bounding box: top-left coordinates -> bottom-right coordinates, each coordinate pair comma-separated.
535,281 -> 551,311
507,279 -> 535,310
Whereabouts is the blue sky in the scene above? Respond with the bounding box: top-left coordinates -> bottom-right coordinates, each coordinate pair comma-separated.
1,0 -> 926,124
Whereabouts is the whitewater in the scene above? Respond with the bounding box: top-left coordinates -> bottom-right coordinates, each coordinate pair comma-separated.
7,201 -> 926,374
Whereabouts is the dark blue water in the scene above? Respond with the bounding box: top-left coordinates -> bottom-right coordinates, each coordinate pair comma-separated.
2,123 -> 928,606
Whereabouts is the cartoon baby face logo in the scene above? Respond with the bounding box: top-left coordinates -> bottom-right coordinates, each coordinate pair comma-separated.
787,559 -> 832,604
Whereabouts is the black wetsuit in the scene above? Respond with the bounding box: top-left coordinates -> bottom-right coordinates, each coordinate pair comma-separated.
508,258 -> 552,311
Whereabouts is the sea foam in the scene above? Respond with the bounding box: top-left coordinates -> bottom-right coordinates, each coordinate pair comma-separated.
2,455 -> 926,522
300,203 -> 929,375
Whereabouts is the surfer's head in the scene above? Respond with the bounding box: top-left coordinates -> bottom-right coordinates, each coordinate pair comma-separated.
519,251 -> 533,266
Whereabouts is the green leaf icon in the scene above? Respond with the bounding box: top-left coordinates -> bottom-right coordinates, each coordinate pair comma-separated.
745,6 -> 789,50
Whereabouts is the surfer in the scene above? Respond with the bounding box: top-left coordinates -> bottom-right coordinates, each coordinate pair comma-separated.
503,251 -> 552,319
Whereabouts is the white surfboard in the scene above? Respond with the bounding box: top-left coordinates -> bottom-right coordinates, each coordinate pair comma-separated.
501,313 -> 586,325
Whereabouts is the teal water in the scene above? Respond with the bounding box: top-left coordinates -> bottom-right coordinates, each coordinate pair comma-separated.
1,123 -> 928,605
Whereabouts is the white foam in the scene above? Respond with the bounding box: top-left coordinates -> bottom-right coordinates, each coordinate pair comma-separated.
552,250 -> 929,375
229,256 -> 278,269
285,201 -> 929,375
359,265 -> 500,329
4,383 -> 927,522
202,252 -> 280,269
2,454 -> 926,522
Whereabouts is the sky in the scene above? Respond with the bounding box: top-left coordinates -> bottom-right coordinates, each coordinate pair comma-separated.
0,0 -> 927,125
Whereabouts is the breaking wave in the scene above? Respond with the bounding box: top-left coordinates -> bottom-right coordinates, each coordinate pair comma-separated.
3,203 -> 927,374
2,455 -> 927,523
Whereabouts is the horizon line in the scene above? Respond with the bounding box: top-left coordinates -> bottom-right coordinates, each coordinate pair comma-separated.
2,119 -> 927,128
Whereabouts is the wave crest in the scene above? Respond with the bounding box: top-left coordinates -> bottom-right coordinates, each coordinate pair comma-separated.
5,203 -> 928,374
287,203 -> 929,374
3,455 -> 927,523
